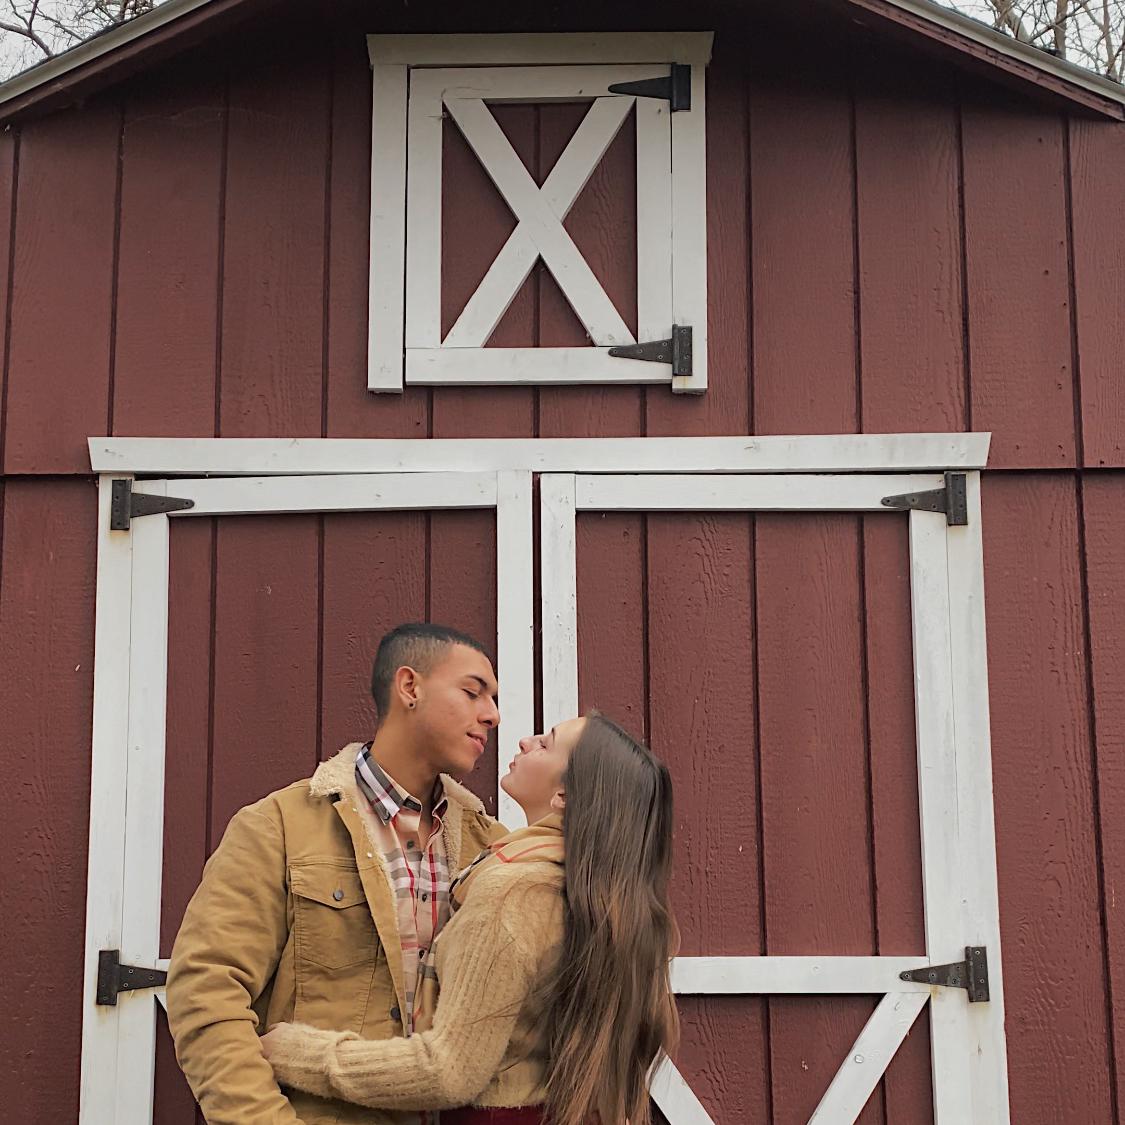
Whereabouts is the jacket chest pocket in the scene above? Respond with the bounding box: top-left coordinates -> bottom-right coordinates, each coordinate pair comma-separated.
290,863 -> 379,970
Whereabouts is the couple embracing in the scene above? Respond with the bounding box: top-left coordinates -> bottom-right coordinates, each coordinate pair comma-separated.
166,623 -> 679,1125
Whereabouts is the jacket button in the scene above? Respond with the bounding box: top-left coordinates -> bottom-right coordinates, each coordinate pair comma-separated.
390,1006 -> 401,1022
333,888 -> 344,901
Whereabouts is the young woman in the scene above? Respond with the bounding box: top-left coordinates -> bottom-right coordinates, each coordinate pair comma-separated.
260,711 -> 678,1125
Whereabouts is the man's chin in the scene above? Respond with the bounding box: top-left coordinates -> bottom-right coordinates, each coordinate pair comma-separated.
441,752 -> 481,778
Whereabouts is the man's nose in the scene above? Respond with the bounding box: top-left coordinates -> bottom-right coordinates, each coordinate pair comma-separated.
481,696 -> 500,727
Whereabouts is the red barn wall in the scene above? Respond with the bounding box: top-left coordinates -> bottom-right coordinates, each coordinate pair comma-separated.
1,11 -> 1124,1122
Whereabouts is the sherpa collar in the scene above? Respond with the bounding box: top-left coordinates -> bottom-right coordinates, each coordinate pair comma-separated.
309,742 -> 486,815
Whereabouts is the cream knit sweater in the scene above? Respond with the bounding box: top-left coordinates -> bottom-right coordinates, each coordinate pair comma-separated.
265,856 -> 564,1111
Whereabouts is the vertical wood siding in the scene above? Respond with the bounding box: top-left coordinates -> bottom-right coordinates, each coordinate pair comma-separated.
0,479 -> 98,1123
961,108 -> 1076,468
0,30 -> 1123,1124
1070,123 -> 1125,469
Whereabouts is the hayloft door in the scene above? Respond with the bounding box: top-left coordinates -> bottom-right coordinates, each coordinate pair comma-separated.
80,471 -> 534,1123
540,471 -> 1009,1125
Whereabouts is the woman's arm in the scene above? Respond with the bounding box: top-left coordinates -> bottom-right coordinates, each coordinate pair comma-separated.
262,874 -> 557,1110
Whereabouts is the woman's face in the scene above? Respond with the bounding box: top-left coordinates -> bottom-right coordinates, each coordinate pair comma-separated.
500,715 -> 587,815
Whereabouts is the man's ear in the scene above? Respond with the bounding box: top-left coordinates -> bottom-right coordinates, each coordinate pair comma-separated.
549,789 -> 566,813
394,665 -> 422,711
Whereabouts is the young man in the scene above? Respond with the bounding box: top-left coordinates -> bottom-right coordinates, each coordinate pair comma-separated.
167,623 -> 506,1125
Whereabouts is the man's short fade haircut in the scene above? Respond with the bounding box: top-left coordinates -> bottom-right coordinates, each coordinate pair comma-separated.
370,623 -> 491,717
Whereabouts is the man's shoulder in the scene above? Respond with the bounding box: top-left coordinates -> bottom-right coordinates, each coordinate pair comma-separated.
230,743 -> 367,824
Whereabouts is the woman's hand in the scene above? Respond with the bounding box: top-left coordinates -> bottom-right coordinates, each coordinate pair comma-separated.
259,1022 -> 300,1062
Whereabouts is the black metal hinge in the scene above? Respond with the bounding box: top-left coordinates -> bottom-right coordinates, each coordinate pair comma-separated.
608,325 -> 693,378
96,949 -> 168,1006
881,471 -> 968,526
607,63 -> 692,111
110,478 -> 195,531
899,945 -> 990,1002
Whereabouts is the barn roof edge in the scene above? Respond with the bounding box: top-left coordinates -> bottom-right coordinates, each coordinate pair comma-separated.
0,0 -> 1121,123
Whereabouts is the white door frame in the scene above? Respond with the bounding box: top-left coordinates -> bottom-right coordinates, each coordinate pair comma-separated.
540,470 -> 1008,1125
81,433 -> 999,1125
80,471 -> 534,1124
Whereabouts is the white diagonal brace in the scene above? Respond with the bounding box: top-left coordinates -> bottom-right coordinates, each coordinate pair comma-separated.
444,96 -> 634,346
650,1057 -> 716,1125
809,991 -> 929,1125
444,95 -> 635,348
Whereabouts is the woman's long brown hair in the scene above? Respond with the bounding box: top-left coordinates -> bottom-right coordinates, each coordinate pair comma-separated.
538,712 -> 679,1125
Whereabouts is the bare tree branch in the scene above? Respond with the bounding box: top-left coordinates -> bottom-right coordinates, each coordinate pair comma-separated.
0,16 -> 50,57
942,0 -> 1125,79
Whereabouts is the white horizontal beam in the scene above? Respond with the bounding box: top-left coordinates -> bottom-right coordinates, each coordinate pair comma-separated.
412,63 -> 667,103
368,32 -> 715,67
132,472 -> 498,516
406,347 -> 668,385
576,473 -> 944,512
89,434 -> 992,477
671,956 -> 935,995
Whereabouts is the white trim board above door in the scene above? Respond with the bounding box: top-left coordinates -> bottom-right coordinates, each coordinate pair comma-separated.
88,432 -> 991,476
366,32 -> 712,394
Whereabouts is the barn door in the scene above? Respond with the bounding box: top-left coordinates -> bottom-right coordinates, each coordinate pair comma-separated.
80,471 -> 534,1124
540,472 -> 1009,1125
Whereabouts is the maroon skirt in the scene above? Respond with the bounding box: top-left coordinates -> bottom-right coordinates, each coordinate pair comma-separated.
441,1108 -> 546,1125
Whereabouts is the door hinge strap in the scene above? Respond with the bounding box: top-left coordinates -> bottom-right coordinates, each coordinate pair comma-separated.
608,325 -> 693,378
607,63 -> 691,111
110,478 -> 195,530
899,945 -> 990,1002
881,471 -> 968,526
96,949 -> 168,1006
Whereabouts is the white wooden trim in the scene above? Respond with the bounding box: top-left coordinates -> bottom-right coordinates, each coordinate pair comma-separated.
88,435 -> 991,477
444,93 -> 633,347
496,471 -> 534,829
113,485 -> 170,1122
575,473 -> 944,512
368,63 -> 409,392
368,34 -> 713,393
532,453 -> 1006,1125
443,95 -> 636,349
79,476 -> 136,1123
944,473 -> 1010,1121
540,474 -> 578,728
670,62 -> 708,394
84,469 -> 538,1124
909,509 -> 974,1125
368,32 -> 715,67
635,96 -> 673,343
407,346 -> 671,385
650,1058 -> 716,1125
810,992 -> 930,1124
671,956 -> 934,995
405,64 -> 444,351
411,63 -> 667,103
133,473 -> 498,517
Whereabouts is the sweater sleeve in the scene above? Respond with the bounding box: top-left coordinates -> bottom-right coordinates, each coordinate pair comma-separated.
266,874 -> 556,1110
166,804 -> 300,1125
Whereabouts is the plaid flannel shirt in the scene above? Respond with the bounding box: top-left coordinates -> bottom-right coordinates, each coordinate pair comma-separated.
354,744 -> 452,1034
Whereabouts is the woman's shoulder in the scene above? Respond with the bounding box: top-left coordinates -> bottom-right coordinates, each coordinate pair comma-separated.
466,856 -> 565,901
456,860 -> 565,940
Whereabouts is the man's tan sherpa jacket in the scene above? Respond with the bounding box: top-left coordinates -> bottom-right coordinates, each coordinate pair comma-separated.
166,743 -> 504,1125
